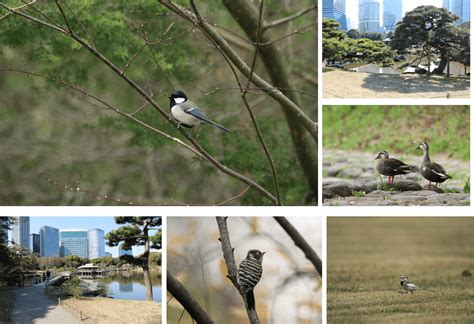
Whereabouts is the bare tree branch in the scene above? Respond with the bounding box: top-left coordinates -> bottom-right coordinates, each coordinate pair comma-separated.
216,217 -> 260,324
273,217 -> 322,277
0,2 -> 277,204
262,4 -> 317,32
167,270 -> 215,324
158,0 -> 317,141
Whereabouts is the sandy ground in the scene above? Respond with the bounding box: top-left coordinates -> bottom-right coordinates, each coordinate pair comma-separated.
323,70 -> 470,99
63,297 -> 161,324
10,284 -> 80,324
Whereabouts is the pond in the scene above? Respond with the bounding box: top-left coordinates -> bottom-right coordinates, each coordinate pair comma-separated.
79,271 -> 162,302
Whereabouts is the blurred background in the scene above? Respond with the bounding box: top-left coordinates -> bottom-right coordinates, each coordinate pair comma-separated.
167,216 -> 322,324
0,1 -> 316,205
327,217 -> 474,322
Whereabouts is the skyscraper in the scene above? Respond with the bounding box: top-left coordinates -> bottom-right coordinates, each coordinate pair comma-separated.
444,0 -> 470,23
40,225 -> 60,257
30,233 -> 40,255
88,228 -> 105,259
0,217 -> 9,244
383,0 -> 403,32
60,229 -> 89,259
359,0 -> 381,32
323,0 -> 348,30
11,216 -> 30,249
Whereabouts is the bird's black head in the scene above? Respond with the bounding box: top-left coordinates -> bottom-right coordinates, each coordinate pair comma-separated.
169,90 -> 187,108
375,150 -> 389,160
246,249 -> 265,262
416,141 -> 429,151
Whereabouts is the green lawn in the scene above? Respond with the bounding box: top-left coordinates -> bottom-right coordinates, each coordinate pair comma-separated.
323,106 -> 470,161
328,217 -> 474,323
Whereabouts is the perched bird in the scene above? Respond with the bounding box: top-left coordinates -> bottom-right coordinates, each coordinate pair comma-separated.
169,90 -> 230,133
238,249 -> 265,310
400,275 -> 434,294
416,142 -> 451,186
375,151 -> 416,183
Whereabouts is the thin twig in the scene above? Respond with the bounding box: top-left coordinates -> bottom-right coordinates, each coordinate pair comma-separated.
54,0 -> 73,33
262,4 -> 317,32
0,0 -> 37,21
121,43 -> 147,75
1,3 -> 277,204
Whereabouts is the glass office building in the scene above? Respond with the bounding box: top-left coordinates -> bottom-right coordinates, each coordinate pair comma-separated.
60,229 -> 89,258
31,233 -> 40,255
11,216 -> 30,249
359,0 -> 381,32
383,0 -> 402,32
88,228 -> 105,259
40,225 -> 60,257
323,0 -> 348,30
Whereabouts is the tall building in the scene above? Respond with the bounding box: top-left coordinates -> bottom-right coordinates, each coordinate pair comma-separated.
11,217 -> 30,249
0,217 -> 9,244
444,0 -> 470,23
31,233 -> 40,255
323,0 -> 348,30
383,0 -> 402,32
40,226 -> 60,257
88,228 -> 105,259
359,0 -> 381,32
60,229 -> 89,259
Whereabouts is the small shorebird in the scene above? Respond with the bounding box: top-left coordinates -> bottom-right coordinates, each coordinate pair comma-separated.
400,275 -> 434,294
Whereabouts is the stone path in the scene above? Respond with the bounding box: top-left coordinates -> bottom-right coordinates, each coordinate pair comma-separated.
323,150 -> 470,206
11,284 -> 80,324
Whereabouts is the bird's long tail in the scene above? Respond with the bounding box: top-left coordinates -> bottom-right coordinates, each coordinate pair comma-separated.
423,288 -> 435,292
206,119 -> 231,133
246,290 -> 255,310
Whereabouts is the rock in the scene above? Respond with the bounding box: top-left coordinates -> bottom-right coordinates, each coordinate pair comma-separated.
324,183 -> 352,198
338,167 -> 363,179
383,180 -> 422,192
423,185 -> 445,193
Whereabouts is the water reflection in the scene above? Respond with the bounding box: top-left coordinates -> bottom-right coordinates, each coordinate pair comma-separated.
78,271 -> 161,302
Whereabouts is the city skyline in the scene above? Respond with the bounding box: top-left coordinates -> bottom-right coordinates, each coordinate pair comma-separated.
346,0 -> 443,29
28,217 -> 156,257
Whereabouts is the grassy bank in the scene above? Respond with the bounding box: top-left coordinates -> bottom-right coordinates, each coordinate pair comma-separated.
62,297 -> 161,324
323,105 -> 470,160
328,217 -> 474,323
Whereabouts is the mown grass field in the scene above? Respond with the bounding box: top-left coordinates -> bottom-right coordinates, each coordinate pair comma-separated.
328,217 -> 474,323
323,106 -> 470,161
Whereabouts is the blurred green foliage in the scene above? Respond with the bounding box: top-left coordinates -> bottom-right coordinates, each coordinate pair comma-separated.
323,106 -> 470,161
0,1 -> 316,205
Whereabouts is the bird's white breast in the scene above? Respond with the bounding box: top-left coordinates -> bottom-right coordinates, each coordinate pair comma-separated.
171,105 -> 200,126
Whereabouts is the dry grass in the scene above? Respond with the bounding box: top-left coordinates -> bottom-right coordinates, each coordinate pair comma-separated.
62,297 -> 161,324
328,217 -> 474,323
323,70 -> 470,99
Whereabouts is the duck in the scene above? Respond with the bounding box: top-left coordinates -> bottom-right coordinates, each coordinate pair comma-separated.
416,142 -> 451,186
375,151 -> 416,183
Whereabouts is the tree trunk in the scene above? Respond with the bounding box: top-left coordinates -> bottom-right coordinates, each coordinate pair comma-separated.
142,226 -> 153,301
434,48 -> 448,74
222,0 -> 318,202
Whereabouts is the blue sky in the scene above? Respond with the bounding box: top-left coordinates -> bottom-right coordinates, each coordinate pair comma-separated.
26,217 -> 160,257
346,0 -> 443,29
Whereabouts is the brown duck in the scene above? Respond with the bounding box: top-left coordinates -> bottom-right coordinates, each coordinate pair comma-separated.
375,151 -> 416,183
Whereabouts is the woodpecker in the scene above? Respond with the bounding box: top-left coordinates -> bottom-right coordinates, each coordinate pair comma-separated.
238,249 -> 265,310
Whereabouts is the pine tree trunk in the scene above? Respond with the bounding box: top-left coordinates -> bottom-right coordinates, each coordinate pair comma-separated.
434,48 -> 448,74
143,226 -> 153,301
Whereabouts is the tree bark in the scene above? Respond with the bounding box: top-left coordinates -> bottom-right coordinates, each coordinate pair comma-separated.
434,48 -> 448,74
142,225 -> 153,301
222,0 -> 318,201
